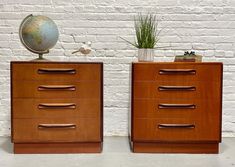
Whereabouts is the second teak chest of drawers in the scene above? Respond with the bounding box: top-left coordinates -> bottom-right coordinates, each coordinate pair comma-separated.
11,61 -> 103,153
130,62 -> 223,153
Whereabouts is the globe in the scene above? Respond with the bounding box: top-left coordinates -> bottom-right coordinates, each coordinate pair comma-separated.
19,14 -> 59,60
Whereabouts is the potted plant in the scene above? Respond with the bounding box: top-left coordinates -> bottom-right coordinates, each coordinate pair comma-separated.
121,13 -> 161,61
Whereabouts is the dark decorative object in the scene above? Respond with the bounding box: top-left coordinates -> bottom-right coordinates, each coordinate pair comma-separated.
174,51 -> 202,62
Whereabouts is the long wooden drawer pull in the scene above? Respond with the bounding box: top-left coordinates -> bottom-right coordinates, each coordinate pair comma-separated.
159,69 -> 196,75
38,85 -> 76,91
158,86 -> 196,91
158,104 -> 196,109
38,124 -> 76,129
38,103 -> 76,109
38,68 -> 76,74
158,124 -> 195,129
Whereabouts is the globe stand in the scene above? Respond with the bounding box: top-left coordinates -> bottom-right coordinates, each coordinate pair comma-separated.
31,54 -> 49,61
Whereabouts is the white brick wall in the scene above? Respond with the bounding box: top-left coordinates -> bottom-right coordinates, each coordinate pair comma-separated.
0,0 -> 235,137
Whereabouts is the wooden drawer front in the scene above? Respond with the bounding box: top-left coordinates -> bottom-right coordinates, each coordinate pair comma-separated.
133,118 -> 220,142
133,63 -> 222,82
13,98 -> 100,118
13,118 -> 101,142
133,81 -> 221,99
12,63 -> 101,81
13,81 -> 100,98
133,98 -> 221,119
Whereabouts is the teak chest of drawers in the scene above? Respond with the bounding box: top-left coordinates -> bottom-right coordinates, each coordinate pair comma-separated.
130,62 -> 223,153
11,61 -> 103,153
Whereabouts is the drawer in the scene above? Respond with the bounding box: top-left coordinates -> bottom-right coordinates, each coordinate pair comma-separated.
13,118 -> 101,142
133,63 -> 222,82
133,118 -> 220,142
13,98 -> 101,118
133,98 -> 221,119
12,81 -> 100,98
133,81 -> 221,99
11,63 -> 102,81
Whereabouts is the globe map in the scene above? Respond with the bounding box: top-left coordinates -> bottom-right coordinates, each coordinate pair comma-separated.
19,14 -> 59,55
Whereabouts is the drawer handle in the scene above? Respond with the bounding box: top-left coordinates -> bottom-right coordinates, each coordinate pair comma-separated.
158,124 -> 195,129
158,86 -> 196,91
158,104 -> 196,109
38,103 -> 76,109
38,68 -> 76,74
38,124 -> 76,129
38,85 -> 76,91
159,69 -> 196,75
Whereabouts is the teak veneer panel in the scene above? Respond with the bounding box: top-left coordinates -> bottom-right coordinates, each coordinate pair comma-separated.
130,62 -> 223,153
133,117 -> 220,142
12,81 -> 100,98
133,81 -> 221,99
11,62 -> 103,153
132,142 -> 219,154
133,98 -> 221,119
12,63 -> 101,81
13,98 -> 100,118
13,118 -> 101,142
14,142 -> 102,154
133,63 -> 222,82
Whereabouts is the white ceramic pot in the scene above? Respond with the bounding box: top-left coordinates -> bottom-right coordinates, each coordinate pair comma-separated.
138,48 -> 154,62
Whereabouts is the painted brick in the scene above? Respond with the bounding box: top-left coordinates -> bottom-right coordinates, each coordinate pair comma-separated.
0,0 -> 234,137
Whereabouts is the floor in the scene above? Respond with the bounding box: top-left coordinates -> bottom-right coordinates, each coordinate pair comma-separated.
0,137 -> 234,167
